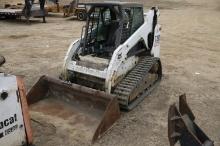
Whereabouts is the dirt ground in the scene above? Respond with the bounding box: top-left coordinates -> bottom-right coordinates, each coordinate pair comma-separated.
0,0 -> 220,145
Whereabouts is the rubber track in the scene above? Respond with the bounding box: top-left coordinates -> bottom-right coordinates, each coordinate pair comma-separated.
113,56 -> 162,110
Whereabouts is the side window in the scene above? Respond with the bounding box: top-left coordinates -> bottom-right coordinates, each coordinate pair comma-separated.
131,7 -> 144,34
120,7 -> 144,44
120,8 -> 132,44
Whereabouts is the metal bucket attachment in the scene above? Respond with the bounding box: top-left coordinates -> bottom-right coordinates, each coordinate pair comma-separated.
27,76 -> 120,143
0,55 -> 5,66
168,94 -> 214,146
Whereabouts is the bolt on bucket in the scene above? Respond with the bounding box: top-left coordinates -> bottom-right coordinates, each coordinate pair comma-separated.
168,94 -> 214,146
27,76 -> 120,144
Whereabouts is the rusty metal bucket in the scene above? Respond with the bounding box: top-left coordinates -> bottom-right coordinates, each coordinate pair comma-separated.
27,75 -> 120,143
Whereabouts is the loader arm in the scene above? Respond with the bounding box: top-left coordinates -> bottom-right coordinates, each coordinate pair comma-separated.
61,39 -> 81,80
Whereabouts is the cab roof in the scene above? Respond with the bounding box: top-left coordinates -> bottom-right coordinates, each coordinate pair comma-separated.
84,1 -> 143,8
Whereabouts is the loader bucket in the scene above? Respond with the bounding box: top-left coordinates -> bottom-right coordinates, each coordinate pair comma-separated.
27,75 -> 120,143
168,94 -> 214,146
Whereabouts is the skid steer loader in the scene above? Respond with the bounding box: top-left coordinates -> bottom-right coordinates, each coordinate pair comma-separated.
27,2 -> 160,143
61,2 -> 162,110
0,56 -> 34,146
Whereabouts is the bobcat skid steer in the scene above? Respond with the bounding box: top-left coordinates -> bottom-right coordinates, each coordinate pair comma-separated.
0,56 -> 33,146
61,2 -> 162,110
27,2 -> 160,143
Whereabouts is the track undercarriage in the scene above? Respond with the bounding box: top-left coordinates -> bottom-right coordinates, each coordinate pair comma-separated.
113,56 -> 162,110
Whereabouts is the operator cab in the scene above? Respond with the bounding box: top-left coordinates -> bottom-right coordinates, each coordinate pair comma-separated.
64,2 -> 160,91
75,2 -> 144,60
